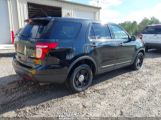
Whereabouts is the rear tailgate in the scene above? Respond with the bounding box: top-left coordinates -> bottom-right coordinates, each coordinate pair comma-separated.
15,18 -> 52,67
142,34 -> 155,43
142,25 -> 161,44
15,40 -> 36,68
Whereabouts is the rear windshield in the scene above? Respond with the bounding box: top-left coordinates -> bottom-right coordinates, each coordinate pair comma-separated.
19,20 -> 81,41
142,26 -> 161,34
19,19 -> 50,40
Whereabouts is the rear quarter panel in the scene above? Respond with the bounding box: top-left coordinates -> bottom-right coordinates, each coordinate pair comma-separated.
131,39 -> 145,63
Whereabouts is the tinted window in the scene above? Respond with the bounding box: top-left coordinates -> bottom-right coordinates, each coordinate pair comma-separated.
19,20 -> 81,41
50,21 -> 81,40
19,20 -> 50,40
142,26 -> 155,34
142,26 -> 161,34
89,23 -> 111,39
109,24 -> 129,39
155,27 -> 161,34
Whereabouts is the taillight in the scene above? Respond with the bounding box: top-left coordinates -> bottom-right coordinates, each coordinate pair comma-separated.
11,31 -> 15,44
36,42 -> 58,59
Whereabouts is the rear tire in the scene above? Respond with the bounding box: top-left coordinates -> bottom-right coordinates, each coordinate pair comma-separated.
66,64 -> 93,92
131,52 -> 144,70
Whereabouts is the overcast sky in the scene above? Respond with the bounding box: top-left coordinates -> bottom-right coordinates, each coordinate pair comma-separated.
69,0 -> 161,23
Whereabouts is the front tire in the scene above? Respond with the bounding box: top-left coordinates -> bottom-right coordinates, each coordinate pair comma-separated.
131,52 -> 144,70
66,64 -> 93,92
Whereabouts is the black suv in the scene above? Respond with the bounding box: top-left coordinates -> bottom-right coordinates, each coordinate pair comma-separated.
13,17 -> 145,92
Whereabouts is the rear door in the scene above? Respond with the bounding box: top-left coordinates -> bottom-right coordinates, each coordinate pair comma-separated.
108,24 -> 135,67
89,23 -> 117,72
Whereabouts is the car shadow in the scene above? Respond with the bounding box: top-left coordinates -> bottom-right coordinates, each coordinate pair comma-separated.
0,75 -> 71,114
93,67 -> 132,85
0,67 -> 131,115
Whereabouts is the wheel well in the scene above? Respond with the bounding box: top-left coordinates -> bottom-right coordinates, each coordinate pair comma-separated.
67,59 -> 96,79
139,49 -> 145,55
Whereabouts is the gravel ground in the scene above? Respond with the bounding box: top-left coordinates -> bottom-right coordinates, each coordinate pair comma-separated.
0,50 -> 161,118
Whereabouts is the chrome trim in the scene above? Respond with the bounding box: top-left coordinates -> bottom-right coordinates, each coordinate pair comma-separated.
101,64 -> 115,68
101,60 -> 131,68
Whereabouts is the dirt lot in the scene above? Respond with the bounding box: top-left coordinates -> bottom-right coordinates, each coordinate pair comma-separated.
0,50 -> 161,118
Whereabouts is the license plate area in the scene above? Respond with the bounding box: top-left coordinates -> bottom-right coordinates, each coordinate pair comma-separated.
16,53 -> 35,68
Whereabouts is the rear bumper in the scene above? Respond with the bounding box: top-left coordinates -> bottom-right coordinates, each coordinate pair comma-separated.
12,57 -> 68,83
145,43 -> 161,49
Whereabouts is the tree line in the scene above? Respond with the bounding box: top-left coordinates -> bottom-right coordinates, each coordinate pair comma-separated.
119,17 -> 160,35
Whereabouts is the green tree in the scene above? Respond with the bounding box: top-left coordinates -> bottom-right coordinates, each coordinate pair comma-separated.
150,17 -> 160,24
138,17 -> 160,32
120,17 -> 160,35
120,21 -> 138,35
138,18 -> 151,32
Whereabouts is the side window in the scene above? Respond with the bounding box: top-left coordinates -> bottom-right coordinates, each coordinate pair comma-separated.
108,24 -> 129,39
89,23 -> 111,40
142,26 -> 156,34
50,21 -> 81,40
155,27 -> 161,34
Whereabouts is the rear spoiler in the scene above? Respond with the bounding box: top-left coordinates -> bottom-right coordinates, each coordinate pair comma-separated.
24,18 -> 51,25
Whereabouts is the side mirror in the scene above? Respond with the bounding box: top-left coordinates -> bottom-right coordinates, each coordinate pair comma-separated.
130,35 -> 136,41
